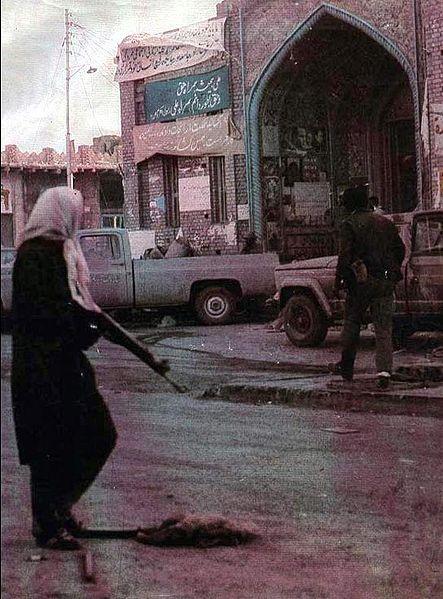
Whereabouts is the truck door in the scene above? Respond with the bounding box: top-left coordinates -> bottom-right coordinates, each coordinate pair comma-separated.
406,213 -> 443,315
78,232 -> 132,307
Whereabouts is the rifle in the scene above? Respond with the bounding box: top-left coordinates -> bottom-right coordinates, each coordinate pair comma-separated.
100,311 -> 187,394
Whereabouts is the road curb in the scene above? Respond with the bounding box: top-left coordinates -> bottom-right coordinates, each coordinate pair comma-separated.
202,382 -> 443,418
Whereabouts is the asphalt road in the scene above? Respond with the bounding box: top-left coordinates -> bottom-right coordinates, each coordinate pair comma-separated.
1,331 -> 442,599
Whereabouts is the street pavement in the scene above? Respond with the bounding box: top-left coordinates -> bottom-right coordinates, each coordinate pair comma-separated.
140,323 -> 443,417
1,326 -> 442,598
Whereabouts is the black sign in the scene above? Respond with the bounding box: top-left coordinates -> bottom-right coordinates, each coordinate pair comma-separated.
144,66 -> 230,123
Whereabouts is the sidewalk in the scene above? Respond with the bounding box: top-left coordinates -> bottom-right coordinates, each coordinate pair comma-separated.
153,324 -> 443,418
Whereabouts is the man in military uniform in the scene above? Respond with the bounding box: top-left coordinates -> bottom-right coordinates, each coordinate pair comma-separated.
331,187 -> 406,388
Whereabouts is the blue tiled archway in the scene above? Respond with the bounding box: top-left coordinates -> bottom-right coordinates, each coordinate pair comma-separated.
245,3 -> 421,238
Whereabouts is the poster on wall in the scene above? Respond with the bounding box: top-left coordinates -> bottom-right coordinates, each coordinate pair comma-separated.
145,66 -> 230,123
133,111 -> 243,163
433,104 -> 443,157
262,126 -> 279,157
237,204 -> 249,221
178,175 -> 211,212
291,182 -> 331,218
438,170 -> 443,209
115,18 -> 226,83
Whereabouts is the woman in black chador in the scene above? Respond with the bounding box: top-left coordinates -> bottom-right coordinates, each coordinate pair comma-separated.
11,187 -> 117,550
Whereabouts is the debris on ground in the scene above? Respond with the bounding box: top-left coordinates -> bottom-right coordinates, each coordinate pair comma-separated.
27,554 -> 47,562
321,427 -> 360,434
80,550 -> 95,583
157,315 -> 177,328
136,514 -> 259,548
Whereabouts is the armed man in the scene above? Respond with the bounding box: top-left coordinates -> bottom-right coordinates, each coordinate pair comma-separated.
330,186 -> 406,388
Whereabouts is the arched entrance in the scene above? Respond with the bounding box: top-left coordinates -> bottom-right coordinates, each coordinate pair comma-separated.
246,4 -> 421,260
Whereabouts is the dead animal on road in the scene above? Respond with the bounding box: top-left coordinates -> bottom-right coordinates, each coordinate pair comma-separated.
136,514 -> 258,548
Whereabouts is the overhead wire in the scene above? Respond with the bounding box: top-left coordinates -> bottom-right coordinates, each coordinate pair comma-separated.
74,34 -> 118,86
72,21 -> 116,58
70,25 -> 114,217
79,71 -> 105,137
72,24 -> 118,85
31,36 -> 65,151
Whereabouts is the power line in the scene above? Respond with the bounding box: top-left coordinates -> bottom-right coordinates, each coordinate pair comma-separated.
72,21 -> 116,58
73,34 -> 117,84
79,71 -> 105,137
72,28 -> 117,80
71,40 -> 117,89
32,36 -> 65,150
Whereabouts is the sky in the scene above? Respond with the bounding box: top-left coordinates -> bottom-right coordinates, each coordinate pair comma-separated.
1,0 -> 220,153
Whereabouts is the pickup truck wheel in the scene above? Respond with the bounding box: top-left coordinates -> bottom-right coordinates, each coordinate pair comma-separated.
194,286 -> 237,325
283,295 -> 328,347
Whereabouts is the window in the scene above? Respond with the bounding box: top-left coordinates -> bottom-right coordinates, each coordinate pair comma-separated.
414,216 -> 443,256
80,235 -> 121,262
163,156 -> 180,227
209,156 -> 227,223
101,214 -> 125,229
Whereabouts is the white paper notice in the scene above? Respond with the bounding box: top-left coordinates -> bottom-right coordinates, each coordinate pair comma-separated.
178,175 -> 211,212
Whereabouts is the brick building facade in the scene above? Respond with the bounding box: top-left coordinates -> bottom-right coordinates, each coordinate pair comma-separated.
119,0 -> 442,259
1,138 -> 123,247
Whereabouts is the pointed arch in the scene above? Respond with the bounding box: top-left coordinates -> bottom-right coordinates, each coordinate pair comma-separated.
245,3 -> 421,236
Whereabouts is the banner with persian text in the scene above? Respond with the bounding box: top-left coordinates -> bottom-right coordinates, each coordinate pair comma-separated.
145,66 -> 230,123
115,18 -> 226,83
133,111 -> 243,163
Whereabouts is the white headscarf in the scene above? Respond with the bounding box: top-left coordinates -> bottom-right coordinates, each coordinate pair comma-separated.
22,186 -> 100,313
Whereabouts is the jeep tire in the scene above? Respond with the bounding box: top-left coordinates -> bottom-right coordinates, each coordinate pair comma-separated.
283,294 -> 328,347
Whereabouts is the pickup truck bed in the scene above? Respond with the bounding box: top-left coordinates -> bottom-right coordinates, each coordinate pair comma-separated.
2,229 -> 279,326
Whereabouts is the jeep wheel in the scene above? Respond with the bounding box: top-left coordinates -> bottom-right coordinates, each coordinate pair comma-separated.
284,295 -> 328,347
194,286 -> 237,325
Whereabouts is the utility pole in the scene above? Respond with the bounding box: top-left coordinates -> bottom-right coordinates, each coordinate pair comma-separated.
65,8 -> 73,188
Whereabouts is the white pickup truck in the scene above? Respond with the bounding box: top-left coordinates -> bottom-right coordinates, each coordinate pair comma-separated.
274,210 -> 443,346
1,228 -> 279,325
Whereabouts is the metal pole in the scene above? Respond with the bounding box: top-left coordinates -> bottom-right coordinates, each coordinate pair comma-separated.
238,4 -> 253,233
65,8 -> 73,188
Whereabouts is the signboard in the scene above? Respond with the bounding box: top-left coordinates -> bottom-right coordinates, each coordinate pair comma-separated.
145,66 -> 230,123
178,175 -> 211,212
133,111 -> 243,163
291,182 -> 331,217
115,18 -> 226,83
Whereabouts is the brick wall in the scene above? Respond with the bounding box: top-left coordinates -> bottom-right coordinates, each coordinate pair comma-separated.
219,0 -> 417,90
120,13 -> 247,252
422,0 -> 443,206
1,170 -> 24,245
137,154 -> 242,254
1,168 -> 110,244
74,172 -> 101,229
218,0 -> 441,210
119,0 -> 442,252
120,81 -> 140,228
